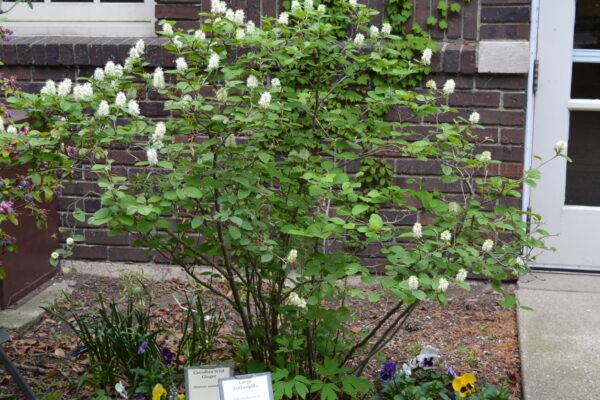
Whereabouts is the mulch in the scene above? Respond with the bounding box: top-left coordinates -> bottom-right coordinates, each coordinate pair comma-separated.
0,273 -> 520,399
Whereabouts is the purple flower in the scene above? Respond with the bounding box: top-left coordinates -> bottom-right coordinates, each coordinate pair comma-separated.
66,146 -> 78,157
0,201 -> 14,214
380,360 -> 397,381
24,194 -> 33,202
161,347 -> 174,365
137,341 -> 149,355
448,366 -> 458,378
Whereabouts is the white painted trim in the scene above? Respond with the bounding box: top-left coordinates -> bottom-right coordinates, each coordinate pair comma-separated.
3,0 -> 156,37
572,49 -> 600,63
567,99 -> 600,110
4,21 -> 156,37
522,0 -> 540,220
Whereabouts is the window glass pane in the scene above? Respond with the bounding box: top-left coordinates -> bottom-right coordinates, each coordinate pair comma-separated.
574,0 -> 600,49
565,111 -> 600,206
571,63 -> 600,98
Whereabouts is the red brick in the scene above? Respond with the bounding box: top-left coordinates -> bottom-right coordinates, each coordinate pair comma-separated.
463,0 -> 479,40
481,6 -> 530,23
479,110 -> 526,126
86,230 -> 131,246
500,163 -> 524,178
449,91 -> 501,107
73,245 -> 108,260
480,24 -> 530,39
1,66 -> 32,81
500,128 -> 525,144
155,5 -> 201,20
503,92 -> 527,109
108,247 -> 151,262
476,75 -> 528,90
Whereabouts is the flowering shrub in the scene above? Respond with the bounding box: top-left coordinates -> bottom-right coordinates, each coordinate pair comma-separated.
6,0 -> 562,398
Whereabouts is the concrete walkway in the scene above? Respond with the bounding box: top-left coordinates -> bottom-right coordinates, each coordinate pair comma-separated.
518,272 -> 600,399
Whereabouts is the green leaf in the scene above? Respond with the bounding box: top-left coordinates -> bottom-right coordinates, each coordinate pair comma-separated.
182,186 -> 202,199
426,15 -> 438,26
352,204 -> 369,216
368,213 -> 383,231
73,208 -> 86,222
498,294 -> 517,309
341,376 -> 372,397
450,2 -> 462,13
228,226 -> 241,240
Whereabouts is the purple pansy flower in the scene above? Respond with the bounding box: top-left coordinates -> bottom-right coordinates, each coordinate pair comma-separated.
137,341 -> 149,355
161,347 -> 174,365
380,360 -> 397,381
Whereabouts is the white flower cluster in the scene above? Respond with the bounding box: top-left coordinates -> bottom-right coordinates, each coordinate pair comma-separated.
125,39 -> 145,69
440,230 -> 452,243
286,249 -> 298,264
354,33 -> 365,46
482,239 -> 494,253
146,148 -> 159,166
271,78 -> 281,90
208,52 -> 220,70
128,100 -> 140,116
116,92 -> 127,107
456,268 -> 468,283
425,79 -> 437,90
554,140 -> 568,155
151,122 -> 166,149
247,75 -> 259,89
172,36 -> 184,50
412,222 -> 422,239
421,48 -> 432,65
258,92 -> 272,108
437,277 -> 449,292
195,30 -> 206,41
407,275 -> 419,291
478,151 -> 492,162
153,67 -> 166,89
442,79 -> 455,96
349,0 -> 358,6
73,83 -> 93,101
278,12 -> 289,25
469,111 -> 480,124
224,134 -> 237,148
162,22 -> 174,35
288,292 -> 307,309
104,61 -> 124,79
216,87 -> 228,103
176,57 -> 188,73
97,100 -> 110,117
58,79 -> 72,97
40,78 -> 74,98
211,0 -> 227,14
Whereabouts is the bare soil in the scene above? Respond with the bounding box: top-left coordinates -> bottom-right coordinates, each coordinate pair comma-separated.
0,273 -> 520,399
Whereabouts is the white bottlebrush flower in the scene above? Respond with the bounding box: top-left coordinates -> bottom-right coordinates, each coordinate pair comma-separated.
135,39 -> 145,55
247,75 -> 259,89
369,25 -> 379,38
66,237 -> 75,247
176,57 -> 188,73
440,230 -> 452,243
286,249 -> 298,264
57,79 -> 72,97
469,111 -> 480,124
236,28 -> 246,40
128,100 -> 140,116
153,122 -> 166,142
478,151 -> 492,162
6,125 -> 17,134
234,9 -> 245,24
195,30 -> 206,40
216,87 -> 228,103
456,268 -> 468,283
246,20 -> 256,34
271,78 -> 281,91
425,79 -> 437,90
448,201 -> 460,214
162,22 -> 174,35
124,56 -> 135,72
115,92 -> 127,107
128,46 -> 141,59
421,48 -> 433,65
515,256 -> 525,267
278,12 -> 289,25
412,222 -> 422,239
437,277 -> 449,292
211,0 -> 227,14
554,140 -> 568,155
40,79 -> 57,95
317,4 -> 326,13
93,68 -> 105,81
482,239 -> 494,253
291,0 -> 301,11
51,251 -> 60,260
381,22 -> 392,35
417,345 -> 439,369
224,134 -> 237,148
208,52 -> 220,70
258,91 -> 272,108
304,0 -> 314,9
288,292 -> 307,309
442,79 -> 455,96
172,36 -> 184,50
407,275 -> 419,291
146,148 -> 158,166
153,67 -> 166,89
354,33 -> 365,46
349,0 -> 357,6
104,61 -> 117,76
225,8 -> 235,21
97,100 -> 110,117
73,83 -> 93,101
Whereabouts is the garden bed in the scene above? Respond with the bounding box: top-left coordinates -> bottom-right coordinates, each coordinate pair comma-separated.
0,273 -> 520,399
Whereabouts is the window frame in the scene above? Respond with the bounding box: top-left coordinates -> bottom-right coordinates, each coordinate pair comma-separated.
3,0 -> 156,36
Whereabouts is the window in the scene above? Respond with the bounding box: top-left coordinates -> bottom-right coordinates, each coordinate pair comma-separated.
3,0 -> 155,36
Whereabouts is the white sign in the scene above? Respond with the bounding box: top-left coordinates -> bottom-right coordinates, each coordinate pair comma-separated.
185,365 -> 233,400
218,372 -> 274,400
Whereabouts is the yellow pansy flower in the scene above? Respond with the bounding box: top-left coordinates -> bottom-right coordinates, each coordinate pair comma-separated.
452,372 -> 476,398
152,383 -> 167,400
178,395 -> 185,400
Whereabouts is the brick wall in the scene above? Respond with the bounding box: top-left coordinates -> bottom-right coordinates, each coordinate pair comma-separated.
0,0 -> 531,265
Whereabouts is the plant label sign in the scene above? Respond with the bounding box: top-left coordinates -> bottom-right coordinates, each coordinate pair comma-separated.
185,365 -> 233,399
218,372 -> 274,400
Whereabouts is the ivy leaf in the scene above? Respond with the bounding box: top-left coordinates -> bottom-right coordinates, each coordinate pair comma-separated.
450,2 -> 462,13
368,213 -> 383,230
426,15 -> 438,26
352,204 -> 369,216
182,186 -> 202,199
73,208 -> 86,222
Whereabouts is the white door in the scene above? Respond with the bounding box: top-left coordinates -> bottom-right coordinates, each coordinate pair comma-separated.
531,0 -> 600,269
